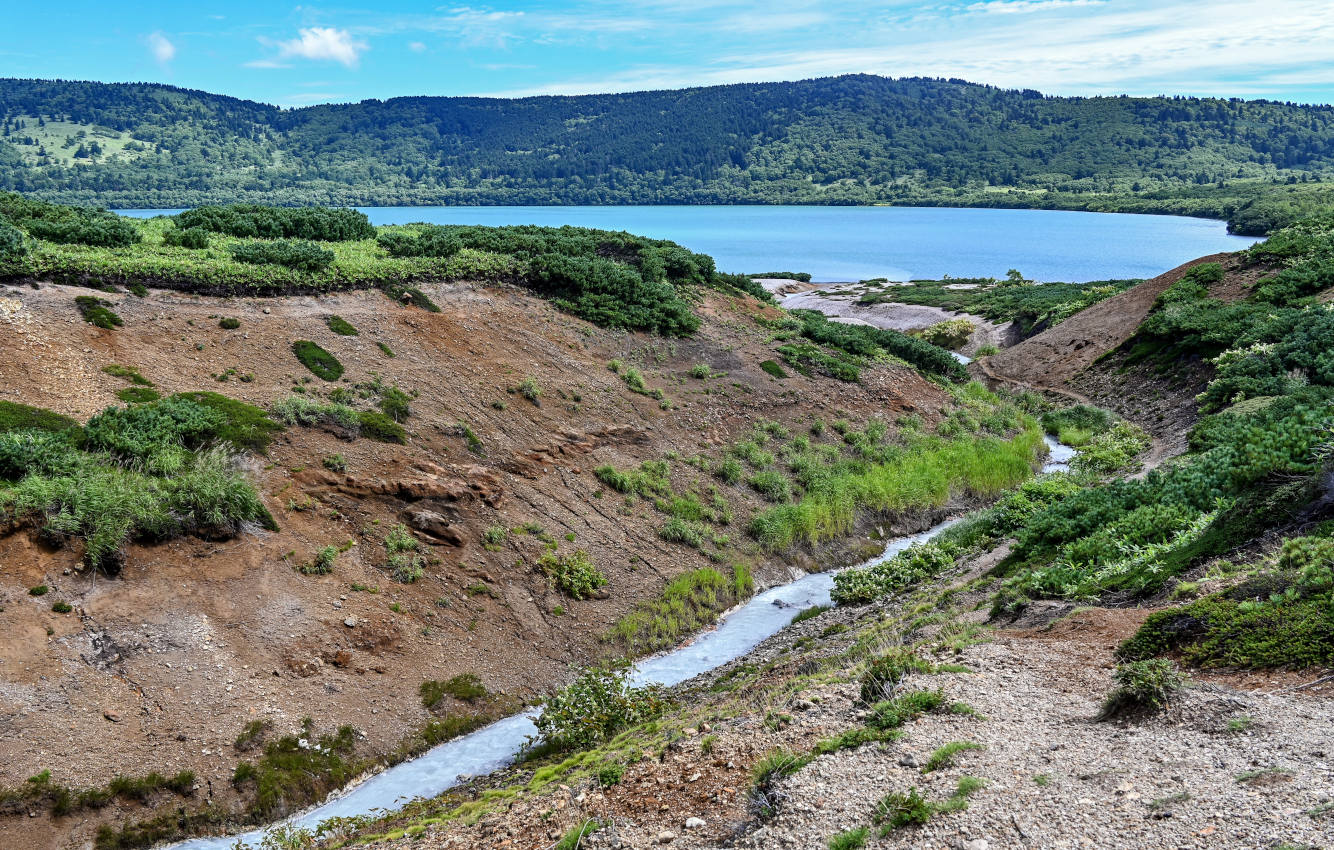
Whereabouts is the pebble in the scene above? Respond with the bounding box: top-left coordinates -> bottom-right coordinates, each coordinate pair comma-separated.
344,616 -> 357,628
684,817 -> 706,830
656,831 -> 676,844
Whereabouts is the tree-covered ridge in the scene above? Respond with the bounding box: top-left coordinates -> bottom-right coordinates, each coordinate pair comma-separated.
2,75 -> 1333,232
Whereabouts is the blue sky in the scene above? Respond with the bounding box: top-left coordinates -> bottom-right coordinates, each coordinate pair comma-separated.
5,1 -> 1334,107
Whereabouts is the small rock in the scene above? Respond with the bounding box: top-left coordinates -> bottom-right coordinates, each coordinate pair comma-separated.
103,710 -> 121,723
261,307 -> 271,314
684,817 -> 705,830
344,616 -> 358,628
898,755 -> 917,768
963,841 -> 989,850
657,831 -> 676,844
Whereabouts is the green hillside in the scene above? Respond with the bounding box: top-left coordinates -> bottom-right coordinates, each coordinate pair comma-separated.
3,75 -> 1334,232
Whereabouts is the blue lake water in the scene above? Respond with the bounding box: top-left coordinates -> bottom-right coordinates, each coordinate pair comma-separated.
119,205 -> 1259,283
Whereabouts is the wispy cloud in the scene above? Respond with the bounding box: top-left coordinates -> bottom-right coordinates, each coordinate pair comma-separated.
965,0 -> 1107,14
146,31 -> 176,64
408,41 -> 427,52
258,27 -> 369,68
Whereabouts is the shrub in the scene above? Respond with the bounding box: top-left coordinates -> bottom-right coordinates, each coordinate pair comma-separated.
162,226 -> 210,249
0,429 -> 82,480
917,318 -> 975,349
102,364 -> 152,386
326,315 -> 358,336
517,376 -> 542,405
1098,659 -> 1185,720
84,396 -> 227,473
230,240 -> 334,272
376,342 -> 395,357
377,385 -> 412,422
300,546 -> 338,575
539,549 -> 607,599
0,220 -> 28,260
322,454 -> 346,472
291,340 -> 344,381
21,209 -> 140,248
74,295 -> 122,329
688,364 -> 711,379
218,317 -> 240,330
231,720 -> 359,818
171,391 -> 283,454
51,601 -> 73,613
833,542 -> 960,605
534,662 -> 666,750
177,205 -> 374,242
271,396 -> 361,433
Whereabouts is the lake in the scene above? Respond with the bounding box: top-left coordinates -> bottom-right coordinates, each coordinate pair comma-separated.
118,205 -> 1260,282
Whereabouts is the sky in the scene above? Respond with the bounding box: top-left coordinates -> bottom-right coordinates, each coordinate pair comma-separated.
5,1 -> 1334,107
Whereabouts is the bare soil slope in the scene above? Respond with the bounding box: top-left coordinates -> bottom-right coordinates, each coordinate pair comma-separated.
0,279 -> 953,848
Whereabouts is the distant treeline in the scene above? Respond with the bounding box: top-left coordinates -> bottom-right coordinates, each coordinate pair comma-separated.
2,75 -> 1334,233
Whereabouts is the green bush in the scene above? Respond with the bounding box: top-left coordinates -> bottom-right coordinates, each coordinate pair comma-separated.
534,662 -> 665,750
85,396 -> 227,473
231,240 -> 334,272
177,205 -> 374,242
21,208 -> 140,248
539,549 -> 607,599
162,226 -> 210,249
291,340 -> 344,381
1097,659 -> 1185,720
833,542 -> 959,605
0,429 -> 83,480
171,391 -> 283,454
747,469 -> 792,502
218,317 -> 240,330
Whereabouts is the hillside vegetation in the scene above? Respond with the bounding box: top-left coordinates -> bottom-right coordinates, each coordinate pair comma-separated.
3,75 -> 1334,232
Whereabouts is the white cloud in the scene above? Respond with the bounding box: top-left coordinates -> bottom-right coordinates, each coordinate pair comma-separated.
244,59 -> 291,69
271,27 -> 369,68
147,32 -> 176,64
474,0 -> 1334,101
409,41 -> 427,52
965,0 -> 1107,14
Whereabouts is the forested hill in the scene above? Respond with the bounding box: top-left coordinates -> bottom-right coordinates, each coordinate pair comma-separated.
3,74 -> 1333,233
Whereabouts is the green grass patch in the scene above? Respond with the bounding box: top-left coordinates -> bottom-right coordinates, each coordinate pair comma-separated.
291,340 -> 344,381
607,564 -> 754,654
326,315 -> 358,336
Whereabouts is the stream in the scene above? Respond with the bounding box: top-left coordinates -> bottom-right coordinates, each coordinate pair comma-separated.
171,433 -> 1074,849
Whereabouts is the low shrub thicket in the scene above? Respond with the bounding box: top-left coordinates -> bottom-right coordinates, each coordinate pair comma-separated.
177,205 -> 375,242
231,240 -> 334,272
533,663 -> 666,751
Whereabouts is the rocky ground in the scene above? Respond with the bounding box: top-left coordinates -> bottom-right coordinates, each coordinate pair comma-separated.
357,540 -> 1334,850
778,285 -> 1016,357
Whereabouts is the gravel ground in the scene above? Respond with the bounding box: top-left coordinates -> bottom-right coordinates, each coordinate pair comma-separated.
726,635 -> 1334,850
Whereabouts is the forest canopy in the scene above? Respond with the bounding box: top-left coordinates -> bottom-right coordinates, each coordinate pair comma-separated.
2,75 -> 1333,233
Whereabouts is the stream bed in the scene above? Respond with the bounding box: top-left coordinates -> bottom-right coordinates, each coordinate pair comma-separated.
172,437 -> 1073,848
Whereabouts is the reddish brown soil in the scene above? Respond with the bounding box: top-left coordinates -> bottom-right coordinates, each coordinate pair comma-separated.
0,279 -> 954,847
